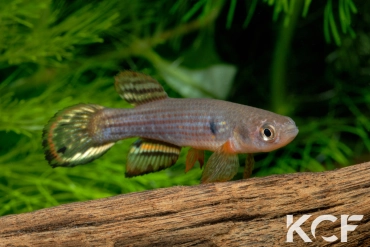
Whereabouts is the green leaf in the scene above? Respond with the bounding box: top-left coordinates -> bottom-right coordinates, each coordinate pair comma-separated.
302,0 -> 312,17
328,0 -> 342,46
159,63 -> 237,99
339,0 -> 347,33
181,0 -> 207,22
226,0 -> 237,29
324,1 -> 331,43
305,159 -> 326,172
347,0 -> 357,13
243,0 -> 258,28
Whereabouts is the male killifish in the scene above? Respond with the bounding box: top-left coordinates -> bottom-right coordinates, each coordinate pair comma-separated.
42,71 -> 298,183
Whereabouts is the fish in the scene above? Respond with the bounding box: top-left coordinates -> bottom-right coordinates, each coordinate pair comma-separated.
42,71 -> 298,183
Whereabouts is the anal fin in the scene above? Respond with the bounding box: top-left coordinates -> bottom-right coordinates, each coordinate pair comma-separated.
126,139 -> 181,177
185,148 -> 205,173
201,141 -> 239,184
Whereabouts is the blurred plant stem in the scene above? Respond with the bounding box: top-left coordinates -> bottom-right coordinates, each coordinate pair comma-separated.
140,48 -> 219,98
7,0 -> 225,93
91,0 -> 224,63
271,0 -> 303,115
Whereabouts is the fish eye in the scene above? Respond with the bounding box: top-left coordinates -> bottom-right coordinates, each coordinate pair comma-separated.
260,125 -> 275,141
264,128 -> 272,137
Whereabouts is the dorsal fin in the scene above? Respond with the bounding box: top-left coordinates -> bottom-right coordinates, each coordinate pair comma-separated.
114,71 -> 168,106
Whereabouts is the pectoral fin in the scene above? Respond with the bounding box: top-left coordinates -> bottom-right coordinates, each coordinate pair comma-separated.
243,153 -> 255,179
126,139 -> 181,177
185,148 -> 205,172
201,142 -> 239,184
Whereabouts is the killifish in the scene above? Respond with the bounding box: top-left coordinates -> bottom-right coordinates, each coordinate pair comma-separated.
42,71 -> 298,183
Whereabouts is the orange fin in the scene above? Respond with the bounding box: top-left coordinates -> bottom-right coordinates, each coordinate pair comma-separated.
185,148 -> 205,173
114,71 -> 168,106
201,141 -> 239,184
243,153 -> 255,179
126,139 -> 181,177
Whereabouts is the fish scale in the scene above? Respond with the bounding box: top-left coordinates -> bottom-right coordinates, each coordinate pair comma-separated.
97,98 -> 233,150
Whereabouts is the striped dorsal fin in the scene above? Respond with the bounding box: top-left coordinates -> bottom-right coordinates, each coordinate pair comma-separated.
114,71 -> 168,106
125,139 -> 181,177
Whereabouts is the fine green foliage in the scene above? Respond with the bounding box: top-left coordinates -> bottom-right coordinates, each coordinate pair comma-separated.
324,0 -> 357,45
0,0 -> 119,66
260,0 -> 357,45
0,0 -> 369,216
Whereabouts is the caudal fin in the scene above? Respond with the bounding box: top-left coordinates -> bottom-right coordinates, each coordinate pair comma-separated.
42,104 -> 114,167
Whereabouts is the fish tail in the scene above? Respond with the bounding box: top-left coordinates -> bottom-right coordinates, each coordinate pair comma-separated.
42,104 -> 115,168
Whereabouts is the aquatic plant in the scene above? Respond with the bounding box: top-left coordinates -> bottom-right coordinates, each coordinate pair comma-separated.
0,0 -> 368,216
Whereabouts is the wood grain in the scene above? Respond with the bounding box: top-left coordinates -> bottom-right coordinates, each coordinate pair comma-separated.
0,162 -> 369,246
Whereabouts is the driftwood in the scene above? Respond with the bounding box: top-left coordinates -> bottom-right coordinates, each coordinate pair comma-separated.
0,162 -> 369,247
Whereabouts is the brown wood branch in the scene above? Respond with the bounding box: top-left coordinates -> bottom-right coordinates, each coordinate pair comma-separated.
0,162 -> 369,246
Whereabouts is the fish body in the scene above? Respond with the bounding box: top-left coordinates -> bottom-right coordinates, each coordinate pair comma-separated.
43,71 -> 298,183
94,98 -> 296,153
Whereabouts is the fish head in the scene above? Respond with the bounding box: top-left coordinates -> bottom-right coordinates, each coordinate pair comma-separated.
233,112 -> 299,153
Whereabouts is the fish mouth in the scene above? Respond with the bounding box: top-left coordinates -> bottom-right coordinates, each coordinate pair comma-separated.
284,124 -> 299,139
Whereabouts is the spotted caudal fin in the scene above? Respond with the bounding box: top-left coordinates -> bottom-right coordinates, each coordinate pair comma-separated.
125,139 -> 181,177
42,104 -> 114,167
114,71 -> 168,106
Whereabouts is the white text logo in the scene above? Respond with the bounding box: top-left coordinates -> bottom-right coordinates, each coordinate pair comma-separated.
286,214 -> 363,242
